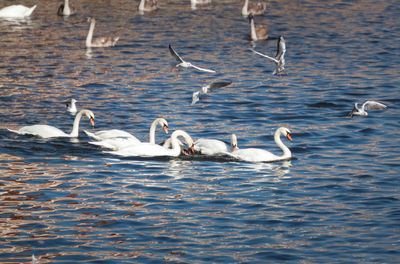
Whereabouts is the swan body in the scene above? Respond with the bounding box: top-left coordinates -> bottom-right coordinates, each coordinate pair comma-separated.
193,134 -> 237,155
66,98 -> 77,114
191,0 -> 212,9
138,0 -> 158,13
242,0 -> 267,16
230,127 -> 292,162
350,101 -> 387,117
106,130 -> 194,157
8,109 -> 95,138
251,35 -> 286,75
0,5 -> 37,18
248,14 -> 268,41
57,0 -> 74,16
87,118 -> 169,150
86,17 -> 119,48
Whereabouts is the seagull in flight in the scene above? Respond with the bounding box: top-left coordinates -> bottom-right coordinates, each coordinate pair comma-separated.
169,44 -> 216,76
250,35 -> 286,75
349,101 -> 387,118
191,81 -> 232,105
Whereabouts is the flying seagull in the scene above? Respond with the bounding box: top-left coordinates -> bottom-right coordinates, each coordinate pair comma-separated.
169,44 -> 216,76
250,35 -> 286,75
349,101 -> 387,118
191,81 -> 232,105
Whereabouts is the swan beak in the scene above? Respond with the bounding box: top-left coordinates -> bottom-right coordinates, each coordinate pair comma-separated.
90,117 -> 95,128
189,145 -> 194,154
163,125 -> 169,134
232,145 -> 237,152
286,133 -> 292,141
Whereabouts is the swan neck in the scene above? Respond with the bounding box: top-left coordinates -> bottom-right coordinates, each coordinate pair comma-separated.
86,20 -> 95,47
64,0 -> 71,15
242,0 -> 249,15
275,130 -> 291,159
149,120 -> 158,144
70,110 -> 84,137
250,18 -> 257,40
138,0 -> 145,11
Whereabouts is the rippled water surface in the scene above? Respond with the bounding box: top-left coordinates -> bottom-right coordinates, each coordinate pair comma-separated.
1,0 -> 400,263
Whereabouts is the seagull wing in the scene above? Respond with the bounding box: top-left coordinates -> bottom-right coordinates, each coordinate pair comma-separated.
363,101 -> 387,110
189,63 -> 216,73
169,44 -> 184,63
250,49 -> 279,63
208,81 -> 232,92
191,91 -> 200,105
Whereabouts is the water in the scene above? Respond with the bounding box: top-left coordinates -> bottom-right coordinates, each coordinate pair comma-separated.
1,0 -> 399,263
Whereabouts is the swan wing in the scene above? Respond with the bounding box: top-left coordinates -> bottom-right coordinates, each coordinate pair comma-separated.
194,138 -> 228,155
363,101 -> 387,110
107,142 -> 174,157
233,148 -> 279,162
9,125 -> 68,138
84,129 -> 140,141
89,137 -> 140,150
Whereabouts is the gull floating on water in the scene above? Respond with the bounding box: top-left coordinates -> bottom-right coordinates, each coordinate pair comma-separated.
169,44 -> 216,76
251,35 -> 286,75
349,101 -> 387,118
66,98 -> 77,115
191,81 -> 232,105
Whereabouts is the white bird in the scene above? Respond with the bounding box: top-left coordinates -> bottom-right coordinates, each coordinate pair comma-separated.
57,0 -> 74,16
251,35 -> 286,75
86,17 -> 119,48
349,101 -> 387,118
87,118 -> 169,150
169,44 -> 216,76
242,0 -> 267,17
193,134 -> 237,156
190,0 -> 212,10
191,81 -> 232,105
229,127 -> 292,162
66,98 -> 77,115
8,109 -> 95,138
0,5 -> 37,18
106,130 -> 194,158
248,14 -> 269,41
138,0 -> 158,13
31,254 -> 38,264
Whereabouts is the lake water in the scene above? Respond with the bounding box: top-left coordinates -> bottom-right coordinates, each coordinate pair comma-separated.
0,0 -> 399,263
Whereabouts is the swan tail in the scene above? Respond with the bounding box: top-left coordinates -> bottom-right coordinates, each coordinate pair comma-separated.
84,130 -> 100,140
26,5 -> 37,16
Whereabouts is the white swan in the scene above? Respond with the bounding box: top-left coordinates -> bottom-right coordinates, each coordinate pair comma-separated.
106,130 -> 194,157
230,127 -> 292,162
86,17 -> 119,48
248,14 -> 268,41
0,5 -> 37,18
349,101 -> 387,118
138,0 -> 158,13
190,0 -> 212,10
242,0 -> 267,17
57,0 -> 74,16
87,118 -> 169,150
193,134 -> 237,156
8,109 -> 95,138
66,98 -> 77,115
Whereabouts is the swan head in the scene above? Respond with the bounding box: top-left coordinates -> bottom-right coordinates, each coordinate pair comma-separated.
248,13 -> 254,23
278,127 -> 292,141
172,130 -> 194,155
87,17 -> 95,23
80,109 -> 95,127
230,134 -> 237,152
157,118 -> 169,134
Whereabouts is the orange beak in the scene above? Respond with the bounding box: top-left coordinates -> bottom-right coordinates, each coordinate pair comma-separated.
90,118 -> 95,128
232,145 -> 237,152
286,133 -> 292,141
163,125 -> 169,134
189,145 -> 194,154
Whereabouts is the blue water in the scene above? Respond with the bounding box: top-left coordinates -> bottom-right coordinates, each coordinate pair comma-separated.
1,0 -> 400,263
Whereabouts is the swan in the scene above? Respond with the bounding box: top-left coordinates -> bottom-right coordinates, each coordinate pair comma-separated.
87,118 -> 169,150
106,130 -> 194,157
66,98 -> 77,115
0,5 -> 37,18
230,127 -> 292,162
86,17 -> 119,48
349,101 -> 387,118
248,13 -> 268,41
193,134 -> 237,156
57,0 -> 74,16
8,109 -> 95,138
138,0 -> 158,13
242,0 -> 267,17
190,0 -> 212,10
